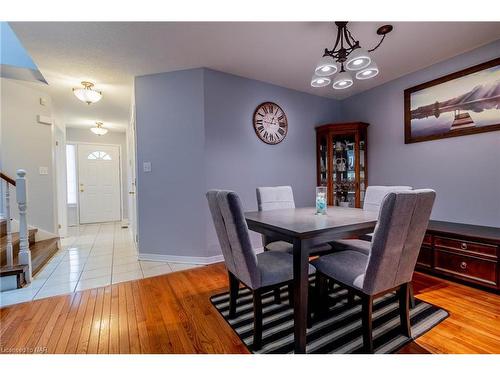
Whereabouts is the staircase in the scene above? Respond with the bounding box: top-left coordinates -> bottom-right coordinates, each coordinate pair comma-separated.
0,170 -> 59,291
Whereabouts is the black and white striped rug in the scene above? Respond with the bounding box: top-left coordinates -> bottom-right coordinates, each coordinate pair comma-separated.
210,281 -> 448,354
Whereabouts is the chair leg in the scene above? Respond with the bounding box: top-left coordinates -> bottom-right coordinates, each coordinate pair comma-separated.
408,282 -> 415,309
228,272 -> 239,319
315,272 -> 328,320
274,287 -> 282,304
347,291 -> 355,305
399,283 -> 411,338
361,294 -> 374,354
328,279 -> 335,292
288,282 -> 294,306
253,289 -> 263,350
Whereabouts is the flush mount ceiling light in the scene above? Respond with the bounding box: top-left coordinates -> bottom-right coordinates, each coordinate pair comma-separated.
90,122 -> 108,136
73,81 -> 102,105
311,22 -> 392,90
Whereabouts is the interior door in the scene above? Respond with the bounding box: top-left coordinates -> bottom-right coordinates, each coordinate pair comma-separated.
78,144 -> 121,224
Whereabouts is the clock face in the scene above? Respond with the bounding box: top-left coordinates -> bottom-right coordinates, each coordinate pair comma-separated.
253,102 -> 288,145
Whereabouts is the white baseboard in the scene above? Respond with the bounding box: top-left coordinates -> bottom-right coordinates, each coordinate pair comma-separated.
138,247 -> 264,265
138,253 -> 224,265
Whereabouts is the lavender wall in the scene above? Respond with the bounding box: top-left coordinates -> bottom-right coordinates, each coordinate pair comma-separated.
135,69 -> 206,257
134,68 -> 341,259
204,69 -> 342,256
341,40 -> 500,227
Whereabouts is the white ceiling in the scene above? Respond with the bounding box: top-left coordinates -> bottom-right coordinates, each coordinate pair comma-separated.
11,22 -> 500,131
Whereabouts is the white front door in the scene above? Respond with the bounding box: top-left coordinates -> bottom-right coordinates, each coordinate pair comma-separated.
78,144 -> 121,224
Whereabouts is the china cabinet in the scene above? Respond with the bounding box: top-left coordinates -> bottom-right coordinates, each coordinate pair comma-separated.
316,122 -> 369,208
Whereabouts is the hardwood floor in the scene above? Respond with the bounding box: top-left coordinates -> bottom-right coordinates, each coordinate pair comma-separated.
0,263 -> 498,354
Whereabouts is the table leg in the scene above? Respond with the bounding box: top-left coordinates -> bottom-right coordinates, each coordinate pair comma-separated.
293,238 -> 309,353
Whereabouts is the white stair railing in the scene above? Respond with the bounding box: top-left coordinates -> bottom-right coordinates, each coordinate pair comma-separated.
5,182 -> 14,267
1,172 -> 16,268
16,169 -> 32,283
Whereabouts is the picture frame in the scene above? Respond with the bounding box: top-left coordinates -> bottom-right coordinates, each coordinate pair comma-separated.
404,57 -> 500,144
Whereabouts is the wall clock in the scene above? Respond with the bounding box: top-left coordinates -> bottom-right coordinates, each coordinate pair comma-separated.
253,102 -> 288,145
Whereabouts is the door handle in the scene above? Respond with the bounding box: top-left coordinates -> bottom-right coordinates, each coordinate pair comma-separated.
129,191 -> 135,195
80,189 -> 84,192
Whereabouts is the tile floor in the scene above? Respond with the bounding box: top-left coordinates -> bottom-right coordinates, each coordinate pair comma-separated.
0,222 -> 202,307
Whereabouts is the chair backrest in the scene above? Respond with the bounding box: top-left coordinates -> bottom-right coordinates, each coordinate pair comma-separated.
362,189 -> 435,295
206,190 -> 260,289
256,186 -> 295,211
256,186 -> 295,247
363,185 -> 413,213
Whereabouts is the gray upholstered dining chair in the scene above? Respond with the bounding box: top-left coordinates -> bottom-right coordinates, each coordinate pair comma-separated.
256,185 -> 332,255
207,189 -> 314,350
256,186 -> 296,253
329,185 -> 414,302
311,189 -> 435,353
358,185 -> 413,241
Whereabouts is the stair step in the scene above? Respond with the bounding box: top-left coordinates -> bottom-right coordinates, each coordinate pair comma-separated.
31,237 -> 59,276
0,264 -> 29,289
0,229 -> 37,267
0,219 -> 6,238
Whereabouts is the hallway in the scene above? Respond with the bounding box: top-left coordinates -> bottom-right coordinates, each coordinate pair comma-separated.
0,223 -> 201,307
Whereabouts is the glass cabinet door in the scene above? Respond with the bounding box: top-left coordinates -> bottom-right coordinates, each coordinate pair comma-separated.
318,133 -> 328,187
359,136 -> 367,207
332,133 -> 357,207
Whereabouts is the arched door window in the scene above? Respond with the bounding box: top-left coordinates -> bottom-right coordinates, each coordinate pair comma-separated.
87,151 -> 112,160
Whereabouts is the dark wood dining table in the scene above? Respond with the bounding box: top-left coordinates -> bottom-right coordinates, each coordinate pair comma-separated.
245,206 -> 378,353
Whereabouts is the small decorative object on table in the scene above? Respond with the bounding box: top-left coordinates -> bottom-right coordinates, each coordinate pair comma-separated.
316,186 -> 327,215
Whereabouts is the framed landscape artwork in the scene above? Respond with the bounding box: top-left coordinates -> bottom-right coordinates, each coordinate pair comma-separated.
404,57 -> 500,144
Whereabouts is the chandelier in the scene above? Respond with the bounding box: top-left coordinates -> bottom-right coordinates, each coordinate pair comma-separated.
311,22 -> 393,90
90,122 -> 108,136
73,81 -> 103,104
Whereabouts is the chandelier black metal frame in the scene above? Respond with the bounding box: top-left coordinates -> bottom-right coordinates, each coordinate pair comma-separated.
323,21 -> 392,64
311,22 -> 393,90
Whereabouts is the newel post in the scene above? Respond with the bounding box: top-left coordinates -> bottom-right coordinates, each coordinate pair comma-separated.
16,169 -> 32,282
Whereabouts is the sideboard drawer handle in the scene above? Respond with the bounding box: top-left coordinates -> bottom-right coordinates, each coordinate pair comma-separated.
460,262 -> 467,270
460,242 -> 467,250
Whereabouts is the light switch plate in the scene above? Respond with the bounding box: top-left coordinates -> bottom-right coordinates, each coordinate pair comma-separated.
37,115 -> 52,125
39,166 -> 48,175
143,162 -> 152,172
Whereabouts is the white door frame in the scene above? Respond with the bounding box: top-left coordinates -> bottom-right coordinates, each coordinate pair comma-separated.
54,125 -> 68,237
71,141 -> 123,224
127,105 -> 138,243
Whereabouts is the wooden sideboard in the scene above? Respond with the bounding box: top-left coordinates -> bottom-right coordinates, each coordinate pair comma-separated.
416,220 -> 500,292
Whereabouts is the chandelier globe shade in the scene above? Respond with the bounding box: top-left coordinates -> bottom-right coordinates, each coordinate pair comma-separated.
355,62 -> 379,80
311,75 -> 331,88
314,56 -> 338,76
73,81 -> 103,105
332,71 -> 353,90
345,48 -> 371,71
